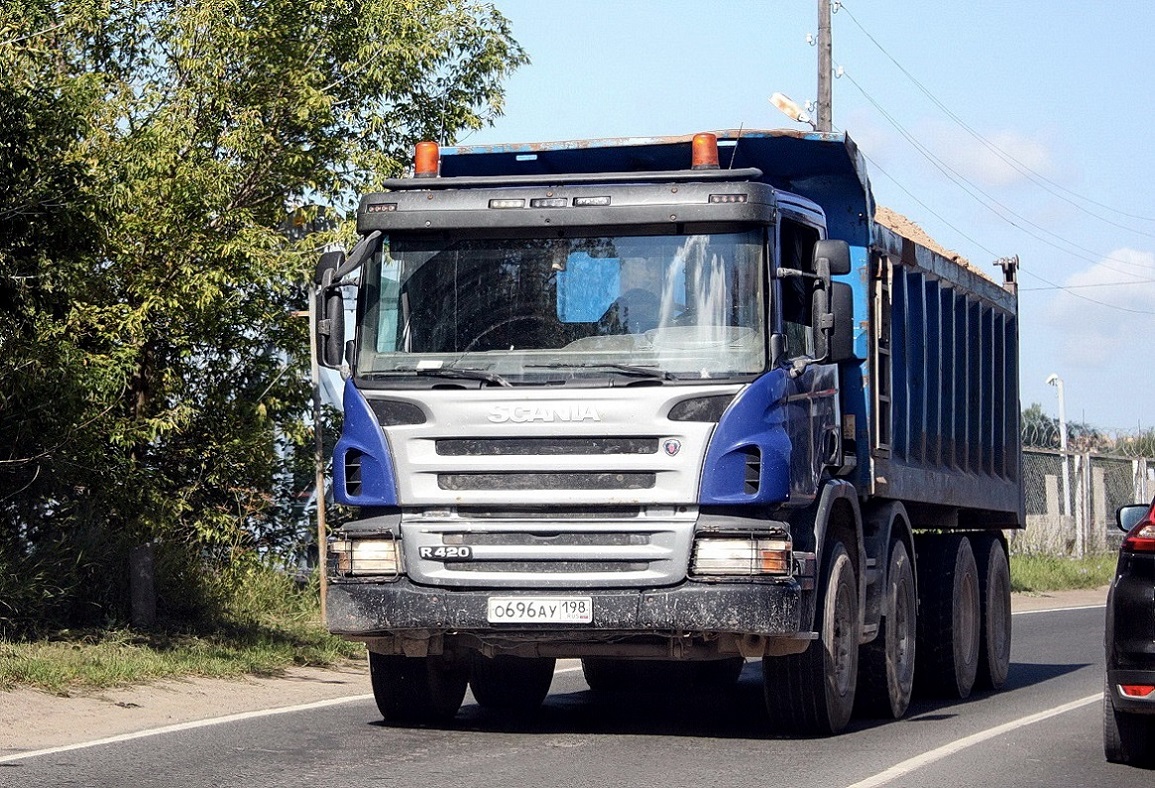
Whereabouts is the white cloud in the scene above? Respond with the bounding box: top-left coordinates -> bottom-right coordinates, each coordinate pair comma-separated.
1044,248 -> 1155,365
923,122 -> 1054,189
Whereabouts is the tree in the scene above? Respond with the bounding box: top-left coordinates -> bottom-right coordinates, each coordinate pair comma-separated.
0,0 -> 527,635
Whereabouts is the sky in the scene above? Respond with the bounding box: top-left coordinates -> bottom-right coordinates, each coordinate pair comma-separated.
461,0 -> 1155,433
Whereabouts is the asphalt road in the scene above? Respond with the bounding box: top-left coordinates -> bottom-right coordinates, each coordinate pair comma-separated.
3,605 -> 1147,788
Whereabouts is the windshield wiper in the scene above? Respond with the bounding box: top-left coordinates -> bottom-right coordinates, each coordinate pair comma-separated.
526,363 -> 676,381
415,367 -> 511,387
366,367 -> 512,387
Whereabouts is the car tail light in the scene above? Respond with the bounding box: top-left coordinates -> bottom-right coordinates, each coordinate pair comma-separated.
1119,684 -> 1155,699
1123,508 -> 1155,553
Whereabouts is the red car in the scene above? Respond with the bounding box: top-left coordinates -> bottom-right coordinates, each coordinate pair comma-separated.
1105,497 -> 1155,766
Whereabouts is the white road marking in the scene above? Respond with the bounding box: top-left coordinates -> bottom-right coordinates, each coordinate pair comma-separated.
844,693 -> 1103,788
0,694 -> 374,764
1,663 -> 589,764
1012,603 -> 1105,616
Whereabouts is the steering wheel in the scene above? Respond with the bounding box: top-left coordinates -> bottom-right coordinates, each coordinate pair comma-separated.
463,315 -> 552,352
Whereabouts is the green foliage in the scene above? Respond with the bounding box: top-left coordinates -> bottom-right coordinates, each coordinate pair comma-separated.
0,0 -> 526,636
0,563 -> 361,693
1009,553 -> 1116,593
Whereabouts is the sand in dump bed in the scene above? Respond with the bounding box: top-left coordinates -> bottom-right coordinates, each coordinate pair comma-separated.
874,205 -> 994,282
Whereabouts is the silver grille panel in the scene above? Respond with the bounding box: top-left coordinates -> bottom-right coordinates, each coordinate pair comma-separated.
438,472 -> 656,491
402,510 -> 697,588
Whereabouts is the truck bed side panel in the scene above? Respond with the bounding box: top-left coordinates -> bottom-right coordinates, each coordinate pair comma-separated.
869,226 -> 1022,526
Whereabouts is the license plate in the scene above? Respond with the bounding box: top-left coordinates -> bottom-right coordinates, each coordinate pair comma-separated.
486,596 -> 593,624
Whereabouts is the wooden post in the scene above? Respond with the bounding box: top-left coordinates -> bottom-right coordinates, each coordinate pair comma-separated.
129,543 -> 156,628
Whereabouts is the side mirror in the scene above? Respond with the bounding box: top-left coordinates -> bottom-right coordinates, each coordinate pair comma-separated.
314,251 -> 346,369
829,282 -> 856,363
812,239 -> 851,276
1117,503 -> 1152,533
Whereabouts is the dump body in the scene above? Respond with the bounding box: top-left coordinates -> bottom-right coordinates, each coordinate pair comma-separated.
318,128 -> 1022,732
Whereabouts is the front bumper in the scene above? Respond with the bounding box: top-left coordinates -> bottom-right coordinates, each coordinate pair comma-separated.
326,576 -> 803,639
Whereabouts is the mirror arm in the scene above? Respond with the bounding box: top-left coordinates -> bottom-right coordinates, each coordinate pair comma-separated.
334,230 -> 382,280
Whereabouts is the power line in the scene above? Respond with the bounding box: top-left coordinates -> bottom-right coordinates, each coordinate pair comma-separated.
862,149 -> 1155,315
842,69 -> 1152,281
838,2 -> 1155,228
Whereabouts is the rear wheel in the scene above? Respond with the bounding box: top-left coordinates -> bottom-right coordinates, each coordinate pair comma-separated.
974,534 -> 1011,691
469,655 -> 556,713
1104,678 -> 1155,766
915,534 -> 980,699
855,539 -> 917,718
368,652 -> 468,725
763,539 -> 859,736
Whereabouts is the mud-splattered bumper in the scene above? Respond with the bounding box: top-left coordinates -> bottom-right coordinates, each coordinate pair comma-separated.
326,577 -> 803,637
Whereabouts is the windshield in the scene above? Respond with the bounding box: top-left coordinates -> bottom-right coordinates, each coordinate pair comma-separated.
356,230 -> 766,383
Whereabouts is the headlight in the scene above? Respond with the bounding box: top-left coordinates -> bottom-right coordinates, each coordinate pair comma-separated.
690,536 -> 791,577
330,538 -> 402,577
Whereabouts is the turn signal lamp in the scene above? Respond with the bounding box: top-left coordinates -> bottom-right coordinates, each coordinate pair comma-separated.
691,536 -> 791,576
1123,509 -> 1155,553
691,132 -> 720,170
331,538 -> 402,577
414,141 -> 440,178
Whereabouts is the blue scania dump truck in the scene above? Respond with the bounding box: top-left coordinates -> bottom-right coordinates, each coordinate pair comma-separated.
314,129 -> 1023,735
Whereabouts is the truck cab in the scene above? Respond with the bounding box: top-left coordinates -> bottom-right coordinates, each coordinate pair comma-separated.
316,130 -> 1020,735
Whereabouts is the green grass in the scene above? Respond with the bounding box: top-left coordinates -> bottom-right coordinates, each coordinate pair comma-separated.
0,567 -> 362,695
1009,552 -> 1116,593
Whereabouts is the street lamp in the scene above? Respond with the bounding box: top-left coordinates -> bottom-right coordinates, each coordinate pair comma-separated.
1046,373 -> 1071,519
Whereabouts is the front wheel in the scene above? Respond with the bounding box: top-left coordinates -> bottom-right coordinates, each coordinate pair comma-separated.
368,652 -> 468,725
763,539 -> 859,736
470,655 -> 556,713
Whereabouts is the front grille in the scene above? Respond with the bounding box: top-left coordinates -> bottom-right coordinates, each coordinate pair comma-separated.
405,518 -> 694,588
438,472 -> 656,491
458,532 -> 643,546
454,507 -> 641,520
448,561 -> 648,573
435,437 -> 658,456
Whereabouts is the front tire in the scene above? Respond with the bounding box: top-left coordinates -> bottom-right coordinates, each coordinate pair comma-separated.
470,655 -> 556,713
763,539 -> 859,736
581,658 -> 634,692
369,651 -> 469,725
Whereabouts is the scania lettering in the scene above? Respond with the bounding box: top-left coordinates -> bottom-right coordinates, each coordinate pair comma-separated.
487,403 -> 602,423
315,130 -> 1023,735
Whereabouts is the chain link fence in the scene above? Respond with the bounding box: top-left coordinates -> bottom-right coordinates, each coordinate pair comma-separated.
1012,448 -> 1153,556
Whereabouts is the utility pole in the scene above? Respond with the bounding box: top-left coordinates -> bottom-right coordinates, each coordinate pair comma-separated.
817,0 -> 833,132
